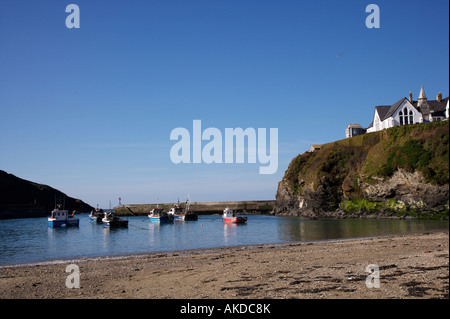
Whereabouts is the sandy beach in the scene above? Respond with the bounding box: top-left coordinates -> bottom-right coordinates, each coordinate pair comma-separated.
0,231 -> 448,299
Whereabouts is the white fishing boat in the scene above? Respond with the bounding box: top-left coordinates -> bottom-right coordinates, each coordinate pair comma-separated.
102,211 -> 128,228
48,206 -> 79,227
167,197 -> 198,221
89,208 -> 104,223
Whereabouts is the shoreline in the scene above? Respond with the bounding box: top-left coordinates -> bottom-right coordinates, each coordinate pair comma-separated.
0,231 -> 448,299
1,228 -> 447,269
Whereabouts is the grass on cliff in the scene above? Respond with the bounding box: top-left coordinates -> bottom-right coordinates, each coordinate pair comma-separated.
284,121 -> 449,197
339,198 -> 449,219
364,121 -> 449,185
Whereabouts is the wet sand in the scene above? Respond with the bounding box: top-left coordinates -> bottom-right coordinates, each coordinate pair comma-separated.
0,231 -> 448,299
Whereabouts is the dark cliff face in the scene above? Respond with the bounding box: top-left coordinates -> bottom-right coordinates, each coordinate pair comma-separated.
0,170 -> 94,217
273,121 -> 449,219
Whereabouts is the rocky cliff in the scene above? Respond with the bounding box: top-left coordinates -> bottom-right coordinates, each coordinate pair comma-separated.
0,170 -> 94,219
273,121 -> 449,219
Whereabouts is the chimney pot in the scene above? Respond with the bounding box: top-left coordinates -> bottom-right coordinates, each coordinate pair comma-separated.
437,92 -> 442,102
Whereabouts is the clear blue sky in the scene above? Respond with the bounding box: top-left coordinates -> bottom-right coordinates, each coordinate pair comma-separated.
1,0 -> 448,208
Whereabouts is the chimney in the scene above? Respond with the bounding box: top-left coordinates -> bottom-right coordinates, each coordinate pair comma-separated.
437,92 -> 442,102
408,91 -> 413,102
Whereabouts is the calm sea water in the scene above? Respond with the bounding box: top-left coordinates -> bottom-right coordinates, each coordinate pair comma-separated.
0,214 -> 448,265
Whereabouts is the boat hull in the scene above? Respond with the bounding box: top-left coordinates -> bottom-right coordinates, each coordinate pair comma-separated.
174,214 -> 198,221
89,216 -> 103,223
223,216 -> 247,224
102,220 -> 128,227
149,216 -> 174,223
48,218 -> 79,227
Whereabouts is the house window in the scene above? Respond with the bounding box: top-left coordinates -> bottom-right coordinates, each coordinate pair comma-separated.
399,107 -> 413,126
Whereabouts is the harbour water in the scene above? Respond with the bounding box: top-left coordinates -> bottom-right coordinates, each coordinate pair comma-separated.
0,214 -> 448,266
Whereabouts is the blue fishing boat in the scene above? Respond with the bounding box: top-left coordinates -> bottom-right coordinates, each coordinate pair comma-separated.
168,197 -> 198,221
149,207 -> 173,223
89,208 -> 104,223
48,206 -> 80,227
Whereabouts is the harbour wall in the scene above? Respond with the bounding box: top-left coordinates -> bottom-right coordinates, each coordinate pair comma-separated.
114,200 -> 276,216
0,205 -> 47,219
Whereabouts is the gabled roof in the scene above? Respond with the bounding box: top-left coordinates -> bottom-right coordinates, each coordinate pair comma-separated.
374,97 -> 410,121
374,105 -> 391,121
383,97 -> 410,120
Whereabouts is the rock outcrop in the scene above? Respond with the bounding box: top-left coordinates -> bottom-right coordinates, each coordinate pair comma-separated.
273,122 -> 449,219
362,169 -> 448,208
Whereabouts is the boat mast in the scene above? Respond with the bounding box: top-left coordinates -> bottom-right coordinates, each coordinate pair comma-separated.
185,194 -> 190,213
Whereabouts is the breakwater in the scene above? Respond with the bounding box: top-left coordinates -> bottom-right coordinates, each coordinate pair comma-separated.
114,200 -> 276,216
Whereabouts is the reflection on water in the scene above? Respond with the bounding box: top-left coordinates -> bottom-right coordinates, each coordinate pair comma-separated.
277,217 -> 449,242
0,214 -> 448,265
223,223 -> 247,245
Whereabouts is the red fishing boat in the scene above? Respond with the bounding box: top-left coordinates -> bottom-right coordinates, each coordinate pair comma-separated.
222,207 -> 247,224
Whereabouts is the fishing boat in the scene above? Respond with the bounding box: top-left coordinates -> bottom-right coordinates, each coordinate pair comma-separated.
102,211 -> 128,227
48,205 -> 80,227
149,207 -> 173,223
168,198 -> 198,221
89,208 -> 105,223
222,207 -> 247,224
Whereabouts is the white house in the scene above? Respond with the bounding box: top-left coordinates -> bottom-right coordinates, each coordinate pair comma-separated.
446,99 -> 449,119
366,86 -> 449,133
366,97 -> 423,133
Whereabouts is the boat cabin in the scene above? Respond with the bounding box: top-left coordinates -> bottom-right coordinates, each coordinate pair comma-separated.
223,207 -> 235,218
50,208 -> 71,219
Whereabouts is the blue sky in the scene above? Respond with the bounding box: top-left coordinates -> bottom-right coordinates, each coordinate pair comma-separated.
0,0 -> 448,208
